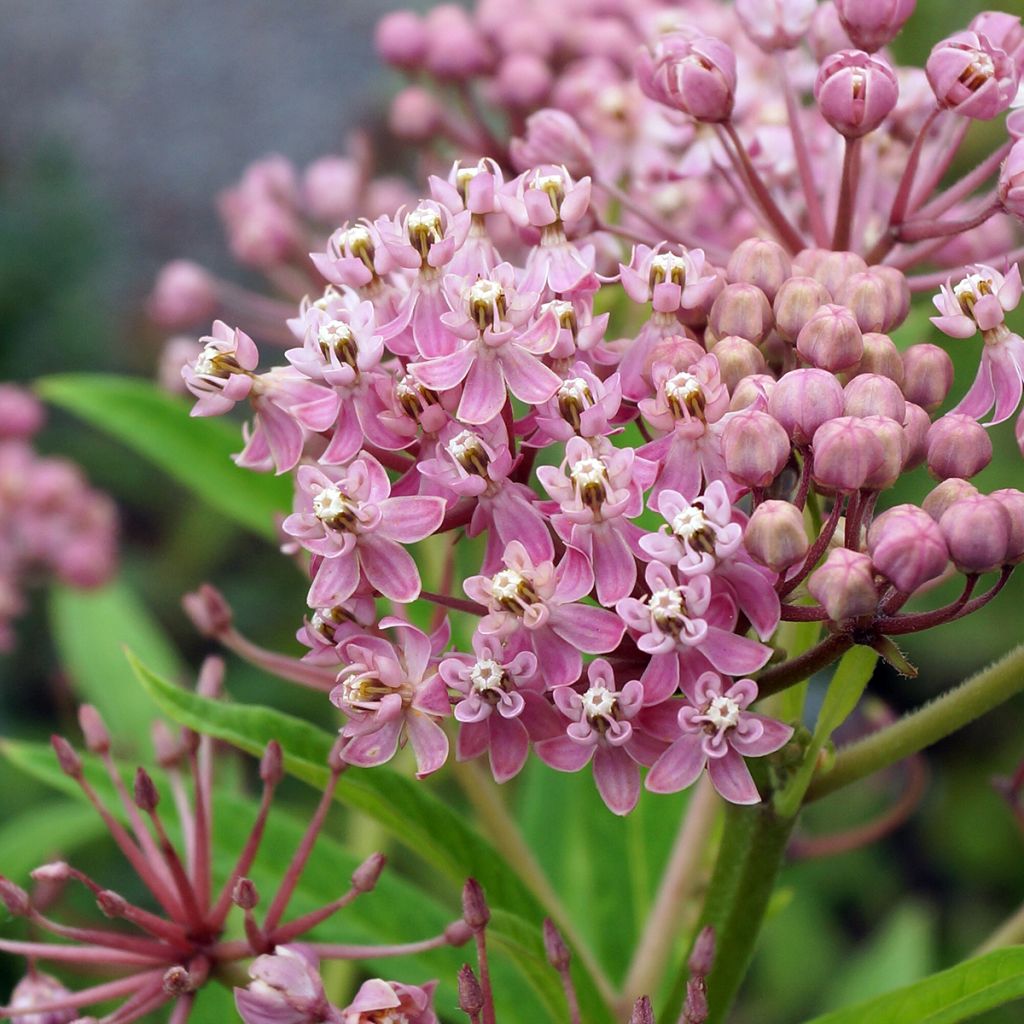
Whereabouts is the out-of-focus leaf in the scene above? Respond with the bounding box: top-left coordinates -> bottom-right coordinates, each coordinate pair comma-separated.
128,654 -> 616,1023
37,374 -> 290,540
49,578 -> 186,741
799,947 -> 1024,1024
0,800 -> 106,882
821,902 -> 936,1009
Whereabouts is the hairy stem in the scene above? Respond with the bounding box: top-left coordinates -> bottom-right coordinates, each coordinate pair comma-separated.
806,644 -> 1024,802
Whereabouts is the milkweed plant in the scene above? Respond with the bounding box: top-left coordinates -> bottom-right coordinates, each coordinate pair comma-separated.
5,1 -> 1024,1022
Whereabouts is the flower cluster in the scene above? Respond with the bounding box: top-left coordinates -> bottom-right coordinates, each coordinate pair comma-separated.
159,2 -> 1024,819
0,385 -> 117,650
0,668 -> 472,1024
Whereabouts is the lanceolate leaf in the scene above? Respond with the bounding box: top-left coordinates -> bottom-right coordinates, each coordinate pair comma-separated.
49,578 -> 187,741
798,946 -> 1024,1024
37,374 -> 290,540
127,653 -> 616,1023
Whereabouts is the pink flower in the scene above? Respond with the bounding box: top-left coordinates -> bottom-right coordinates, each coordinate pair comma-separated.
464,541 -> 625,687
931,264 -> 1024,424
410,265 -> 562,424
341,979 -> 438,1024
619,245 -> 720,316
636,31 -> 737,123
236,945 -> 334,1024
440,635 -> 559,783
331,622 -> 450,777
638,356 -> 735,502
282,457 -> 445,606
536,659 -> 662,815
926,30 -> 1019,120
182,319 -> 259,416
646,673 -> 793,804
524,363 -> 622,448
616,561 -> 771,702
537,436 -> 657,604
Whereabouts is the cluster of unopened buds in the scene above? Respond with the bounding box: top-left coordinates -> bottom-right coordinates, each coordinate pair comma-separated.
164,0 -> 1024,819
0,385 -> 117,650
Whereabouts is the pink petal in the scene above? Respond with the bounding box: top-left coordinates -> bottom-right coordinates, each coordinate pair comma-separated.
640,653 -> 681,705
645,734 -> 706,794
308,552 -> 359,607
699,627 -> 772,675
457,720 -> 491,762
377,495 -> 446,543
554,545 -> 595,602
707,746 -> 760,805
731,714 -> 794,757
529,628 -> 583,687
535,734 -> 594,772
458,353 -> 507,425
412,285 -> 459,357
589,524 -> 638,606
718,561 -> 781,641
499,345 -> 562,404
341,719 -> 403,768
406,713 -> 450,778
593,745 -> 641,815
549,604 -> 625,654
358,535 -> 421,602
488,715 -> 530,783
412,345 -> 476,391
988,341 -> 1024,425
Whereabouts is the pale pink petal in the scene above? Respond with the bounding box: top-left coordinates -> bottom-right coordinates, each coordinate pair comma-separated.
341,719 -> 403,768
499,345 -> 562,404
308,552 -> 359,607
377,495 -> 446,542
406,713 -> 450,778
549,604 -> 625,653
699,627 -> 772,675
535,734 -> 594,772
358,535 -> 421,602
488,715 -> 530,783
458,354 -> 508,425
411,345 -> 476,390
590,524 -> 638,606
731,714 -> 794,757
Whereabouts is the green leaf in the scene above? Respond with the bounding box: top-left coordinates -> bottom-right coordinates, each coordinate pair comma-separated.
127,653 -> 616,1023
800,947 -> 1024,1024
775,646 -> 878,817
0,800 -> 107,882
49,578 -> 187,741
37,374 -> 291,539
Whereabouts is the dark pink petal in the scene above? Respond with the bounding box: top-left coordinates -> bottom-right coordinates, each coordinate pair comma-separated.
341,718 -> 403,768
646,734 -> 706,794
699,627 -> 772,675
554,545 -> 595,602
308,552 -> 360,607
535,734 -> 594,772
457,720 -> 490,761
640,653 -> 681,705
953,351 -> 997,420
320,399 -> 363,465
358,535 -> 421,602
549,604 -> 626,654
707,746 -> 760,805
731,714 -> 794,757
488,715 -> 530,783
593,745 -> 641,815
529,627 -> 583,687
718,560 -> 781,640
589,524 -> 638,606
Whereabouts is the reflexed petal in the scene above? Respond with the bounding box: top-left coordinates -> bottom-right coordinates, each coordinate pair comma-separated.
731,713 -> 794,756
406,713 -> 449,778
341,719 -> 403,768
700,627 -> 772,674
550,604 -> 626,653
488,715 -> 530,783
535,734 -> 594,772
458,353 -> 508,425
593,746 -> 641,815
646,734 -> 706,794
500,344 -> 562,404
358,535 -> 421,602
377,495 -> 446,543
707,746 -> 760,805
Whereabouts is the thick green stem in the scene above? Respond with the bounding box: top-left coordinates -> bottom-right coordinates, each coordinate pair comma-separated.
660,802 -> 798,1024
806,645 -> 1024,803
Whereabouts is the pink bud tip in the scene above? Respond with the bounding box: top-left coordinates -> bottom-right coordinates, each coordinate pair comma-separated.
461,877 -> 490,931
51,735 -> 82,778
458,964 -> 484,1014
133,767 -> 160,812
688,925 -> 717,977
260,740 -> 284,786
78,705 -> 111,754
445,920 -> 475,946
542,918 -> 571,969
815,50 -> 899,137
233,877 -> 259,910
351,852 -> 387,894
630,995 -> 655,1024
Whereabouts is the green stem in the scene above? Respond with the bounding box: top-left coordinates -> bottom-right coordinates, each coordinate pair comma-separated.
660,802 -> 798,1024
974,899 -> 1024,956
806,644 -> 1024,803
620,778 -> 721,1012
449,759 -> 618,1011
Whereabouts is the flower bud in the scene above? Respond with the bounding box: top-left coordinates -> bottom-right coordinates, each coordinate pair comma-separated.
630,995 -> 655,1024
744,500 -> 809,571
7,972 -> 75,1024
867,504 -> 949,593
0,385 -> 45,440
78,705 -> 110,754
636,32 -> 738,123
723,410 -> 791,488
844,373 -> 906,422
710,335 -> 768,392
727,238 -> 792,302
810,250 -> 868,295
182,583 -> 234,637
147,260 -> 217,330
302,157 -> 361,224
900,344 -> 954,410
375,10 -> 428,70
810,2 -> 854,61
834,0 -> 916,53
970,12 -> 1024,57
236,945 -> 329,1024
991,489 -> 1024,563
730,373 -> 776,411
0,877 -> 31,916
939,495 -> 1012,573
808,548 -> 879,620
851,332 -> 904,384
927,413 -> 993,480
389,86 -> 444,143
459,966 -> 484,1016
133,768 -> 160,812
491,53 -> 553,110
688,925 -> 717,977
926,31 -> 1019,120
872,265 -> 912,329
791,247 -> 831,278
773,276 -> 832,342
769,367 -> 845,445
999,139 -> 1024,221
833,272 -> 892,333
815,50 -> 900,137
708,283 -> 774,344
461,878 -> 490,931
736,0 -> 817,52
51,735 -> 82,778
811,416 -> 885,492
233,878 -> 259,910
860,415 -> 908,490
901,403 -> 931,471
923,478 -> 979,521
423,4 -> 493,80
352,852 -> 387,894
797,303 -> 864,372
509,109 -> 593,178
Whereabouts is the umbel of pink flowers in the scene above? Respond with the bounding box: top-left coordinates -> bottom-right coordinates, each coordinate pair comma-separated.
164,0 -> 1024,816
